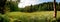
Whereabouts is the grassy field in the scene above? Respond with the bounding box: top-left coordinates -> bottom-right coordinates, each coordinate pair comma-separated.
1,11 -> 60,22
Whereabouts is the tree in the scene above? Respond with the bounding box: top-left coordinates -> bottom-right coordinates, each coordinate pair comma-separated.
52,0 -> 57,22
6,0 -> 20,12
0,0 -> 7,14
53,0 -> 57,18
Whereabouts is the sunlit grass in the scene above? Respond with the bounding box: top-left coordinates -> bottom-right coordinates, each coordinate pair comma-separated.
3,11 -> 60,22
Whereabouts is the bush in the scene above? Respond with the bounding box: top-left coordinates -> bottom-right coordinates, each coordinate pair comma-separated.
0,14 -> 10,22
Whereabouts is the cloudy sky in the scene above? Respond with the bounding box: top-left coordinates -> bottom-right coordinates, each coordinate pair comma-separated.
18,0 -> 60,8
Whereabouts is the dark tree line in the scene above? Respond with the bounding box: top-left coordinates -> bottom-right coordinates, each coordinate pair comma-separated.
19,2 -> 60,12
0,0 -> 60,13
0,0 -> 20,14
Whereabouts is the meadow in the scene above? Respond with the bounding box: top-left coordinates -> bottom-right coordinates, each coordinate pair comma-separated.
0,11 -> 60,22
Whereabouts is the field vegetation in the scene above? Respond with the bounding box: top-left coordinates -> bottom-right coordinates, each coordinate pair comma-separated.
0,11 -> 60,22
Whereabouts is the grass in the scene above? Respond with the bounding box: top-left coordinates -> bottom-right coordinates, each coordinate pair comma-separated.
0,11 -> 60,22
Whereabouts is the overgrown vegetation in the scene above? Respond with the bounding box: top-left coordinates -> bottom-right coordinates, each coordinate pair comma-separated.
0,11 -> 60,22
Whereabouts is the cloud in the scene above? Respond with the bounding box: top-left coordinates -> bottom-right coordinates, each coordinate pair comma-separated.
18,0 -> 53,8
18,0 -> 40,8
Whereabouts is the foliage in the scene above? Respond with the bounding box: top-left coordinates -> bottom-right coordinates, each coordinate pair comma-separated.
20,2 -> 60,12
0,0 -> 7,14
6,1 -> 19,12
0,14 -> 10,22
0,0 -> 20,14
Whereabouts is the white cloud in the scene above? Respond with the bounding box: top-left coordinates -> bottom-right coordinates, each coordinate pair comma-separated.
18,0 -> 53,8
18,0 -> 40,8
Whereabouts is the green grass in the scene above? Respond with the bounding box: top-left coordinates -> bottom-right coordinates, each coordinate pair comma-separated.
1,11 -> 60,22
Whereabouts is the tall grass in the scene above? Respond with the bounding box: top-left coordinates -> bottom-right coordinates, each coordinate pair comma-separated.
0,11 -> 60,22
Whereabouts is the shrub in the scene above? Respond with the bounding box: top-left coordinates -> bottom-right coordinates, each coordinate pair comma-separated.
0,14 -> 10,22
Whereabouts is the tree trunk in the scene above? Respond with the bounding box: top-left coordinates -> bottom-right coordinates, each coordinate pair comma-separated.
54,0 -> 57,18
53,0 -> 57,22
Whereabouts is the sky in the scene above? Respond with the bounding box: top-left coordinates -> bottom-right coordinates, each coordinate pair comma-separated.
18,0 -> 60,8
